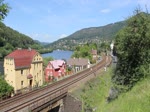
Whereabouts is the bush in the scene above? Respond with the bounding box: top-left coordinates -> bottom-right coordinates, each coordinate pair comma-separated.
0,76 -> 14,97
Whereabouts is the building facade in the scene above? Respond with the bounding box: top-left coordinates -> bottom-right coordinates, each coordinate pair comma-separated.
45,60 -> 66,82
4,48 -> 44,93
91,49 -> 98,60
67,58 -> 90,73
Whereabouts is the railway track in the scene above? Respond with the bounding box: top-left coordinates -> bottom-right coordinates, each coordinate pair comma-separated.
0,55 -> 111,112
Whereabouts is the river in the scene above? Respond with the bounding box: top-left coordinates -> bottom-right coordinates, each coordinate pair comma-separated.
41,50 -> 73,60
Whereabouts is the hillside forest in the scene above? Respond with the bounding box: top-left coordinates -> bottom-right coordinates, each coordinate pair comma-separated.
0,21 -> 52,59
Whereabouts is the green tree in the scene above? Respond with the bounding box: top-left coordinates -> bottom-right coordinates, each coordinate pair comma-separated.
0,0 -> 10,21
0,37 -> 5,47
0,47 -> 7,58
99,41 -> 110,52
0,76 -> 14,97
43,57 -> 54,68
71,43 -> 97,63
112,9 -> 150,90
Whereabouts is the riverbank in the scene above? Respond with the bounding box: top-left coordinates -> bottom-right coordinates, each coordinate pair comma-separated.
38,49 -> 53,54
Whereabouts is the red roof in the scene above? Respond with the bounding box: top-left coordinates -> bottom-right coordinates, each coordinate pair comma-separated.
49,60 -> 65,69
5,49 -> 38,69
91,50 -> 97,55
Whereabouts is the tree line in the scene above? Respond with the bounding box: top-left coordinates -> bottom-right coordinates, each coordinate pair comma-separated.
71,42 -> 110,64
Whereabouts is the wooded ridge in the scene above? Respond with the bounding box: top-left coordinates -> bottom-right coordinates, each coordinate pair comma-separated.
0,22 -> 52,59
45,21 -> 126,50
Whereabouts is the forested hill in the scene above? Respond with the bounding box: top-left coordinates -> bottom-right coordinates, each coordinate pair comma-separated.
45,21 -> 126,50
0,22 -> 41,58
66,21 -> 126,40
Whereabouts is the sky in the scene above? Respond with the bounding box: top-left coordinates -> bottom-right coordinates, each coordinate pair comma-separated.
3,0 -> 150,43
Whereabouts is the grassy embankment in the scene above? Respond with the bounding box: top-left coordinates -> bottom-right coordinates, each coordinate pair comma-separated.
71,67 -> 150,112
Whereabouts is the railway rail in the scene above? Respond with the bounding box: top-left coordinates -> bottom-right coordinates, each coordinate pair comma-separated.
0,54 -> 111,112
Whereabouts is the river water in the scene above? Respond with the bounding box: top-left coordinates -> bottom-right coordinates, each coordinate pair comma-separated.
41,50 -> 73,60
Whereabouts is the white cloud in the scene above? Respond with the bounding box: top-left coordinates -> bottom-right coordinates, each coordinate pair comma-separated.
28,33 -> 68,42
59,34 -> 68,39
28,33 -> 53,42
100,9 -> 111,13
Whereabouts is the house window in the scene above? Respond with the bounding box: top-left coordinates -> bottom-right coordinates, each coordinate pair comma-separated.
21,81 -> 23,86
21,70 -> 23,74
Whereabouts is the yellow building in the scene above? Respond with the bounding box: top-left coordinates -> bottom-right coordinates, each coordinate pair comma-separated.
4,48 -> 44,93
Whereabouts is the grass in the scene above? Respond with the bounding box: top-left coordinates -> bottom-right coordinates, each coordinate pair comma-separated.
71,67 -> 150,112
106,77 -> 150,112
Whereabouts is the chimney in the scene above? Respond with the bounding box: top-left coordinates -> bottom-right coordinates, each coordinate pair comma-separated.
28,47 -> 31,51
17,48 -> 22,50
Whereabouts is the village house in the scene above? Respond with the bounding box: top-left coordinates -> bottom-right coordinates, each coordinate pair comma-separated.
91,49 -> 98,60
67,58 -> 90,73
45,60 -> 66,82
4,48 -> 44,93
